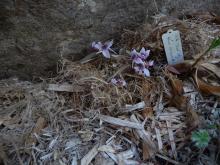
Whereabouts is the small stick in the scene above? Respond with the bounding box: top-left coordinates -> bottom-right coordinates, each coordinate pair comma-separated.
99,115 -> 143,129
81,143 -> 99,165
156,154 -> 182,165
191,49 -> 209,68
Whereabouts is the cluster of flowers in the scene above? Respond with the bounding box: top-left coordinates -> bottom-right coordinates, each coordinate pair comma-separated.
92,40 -> 154,86
130,48 -> 154,77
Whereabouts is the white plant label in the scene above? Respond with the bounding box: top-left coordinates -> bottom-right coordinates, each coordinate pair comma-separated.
162,29 -> 184,65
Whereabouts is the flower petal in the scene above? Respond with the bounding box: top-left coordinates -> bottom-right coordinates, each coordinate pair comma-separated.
146,50 -> 150,56
133,57 -> 144,64
111,78 -> 126,86
92,42 -> 102,51
102,49 -> 111,58
140,47 -> 146,55
121,80 -> 126,86
131,49 -> 139,58
148,60 -> 154,66
134,66 -> 142,75
139,47 -> 150,60
111,78 -> 117,85
105,40 -> 113,49
143,68 -> 150,77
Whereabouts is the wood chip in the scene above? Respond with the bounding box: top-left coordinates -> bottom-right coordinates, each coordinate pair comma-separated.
81,143 -> 99,165
105,152 -> 118,164
155,127 -> 163,150
121,101 -> 145,112
62,109 -> 90,122
130,115 -> 157,159
117,146 -> 137,165
71,155 -> 77,165
142,142 -> 149,161
94,153 -> 115,165
48,84 -> 84,92
26,117 -> 47,145
99,115 -> 143,129
98,145 -> 115,153
166,121 -> 177,159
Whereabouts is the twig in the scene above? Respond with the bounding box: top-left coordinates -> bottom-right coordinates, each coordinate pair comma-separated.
79,76 -> 108,85
99,115 -> 143,129
81,143 -> 99,165
156,154 -> 182,165
130,115 -> 157,158
121,101 -> 145,112
155,127 -> 163,150
48,84 -> 84,92
191,49 -> 209,68
166,121 -> 177,160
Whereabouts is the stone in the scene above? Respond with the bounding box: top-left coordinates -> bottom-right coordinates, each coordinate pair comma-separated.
0,0 -> 220,79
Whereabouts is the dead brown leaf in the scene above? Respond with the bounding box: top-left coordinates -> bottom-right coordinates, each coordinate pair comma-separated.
170,78 -> 184,96
194,73 -> 220,96
168,74 -> 200,129
213,16 -> 220,24
186,105 -> 200,129
26,117 -> 47,145
167,62 -> 192,75
168,75 -> 187,110
170,95 -> 188,111
200,63 -> 220,79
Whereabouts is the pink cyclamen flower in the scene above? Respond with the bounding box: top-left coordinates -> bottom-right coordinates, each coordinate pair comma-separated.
130,47 -> 153,77
134,65 -> 150,77
139,47 -> 150,60
111,78 -> 126,87
92,40 -> 114,58
131,49 -> 144,65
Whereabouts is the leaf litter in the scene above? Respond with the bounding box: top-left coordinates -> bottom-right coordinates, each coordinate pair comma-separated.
0,12 -> 220,165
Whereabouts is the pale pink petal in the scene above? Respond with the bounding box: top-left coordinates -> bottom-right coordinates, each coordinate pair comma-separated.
143,68 -> 150,77
111,78 -> 117,85
131,49 -> 139,58
140,48 -> 150,60
148,60 -> 154,66
111,78 -> 126,87
140,47 -> 146,55
105,40 -> 113,49
118,79 -> 126,86
134,66 -> 142,75
133,57 -> 144,64
92,42 -> 102,51
102,49 -> 111,58
121,80 -> 127,86
146,50 -> 150,56
92,41 -> 96,47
